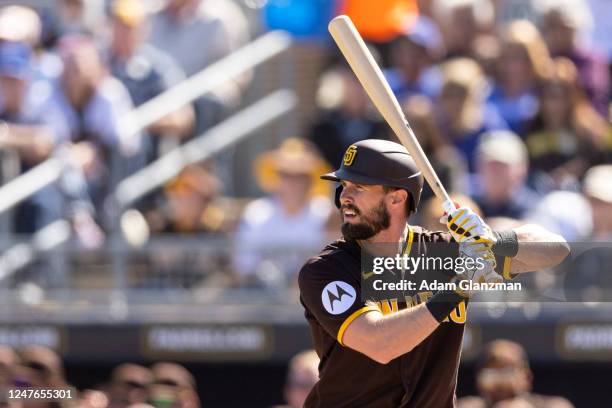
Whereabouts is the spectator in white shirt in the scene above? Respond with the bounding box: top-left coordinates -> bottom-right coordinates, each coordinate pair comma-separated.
233,138 -> 336,288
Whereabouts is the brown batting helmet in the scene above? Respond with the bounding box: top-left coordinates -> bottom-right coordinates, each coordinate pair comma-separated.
321,139 -> 424,213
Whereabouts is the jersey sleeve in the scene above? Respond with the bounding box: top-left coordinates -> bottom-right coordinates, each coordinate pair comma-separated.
298,257 -> 380,346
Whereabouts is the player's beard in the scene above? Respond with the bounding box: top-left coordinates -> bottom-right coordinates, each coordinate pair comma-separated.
341,199 -> 390,240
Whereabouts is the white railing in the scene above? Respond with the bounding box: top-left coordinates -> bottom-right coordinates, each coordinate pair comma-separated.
115,89 -> 296,207
0,30 -> 293,216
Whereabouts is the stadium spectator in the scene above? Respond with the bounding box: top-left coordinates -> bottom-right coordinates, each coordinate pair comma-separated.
108,364 -> 153,408
458,339 -> 574,408
471,131 -> 538,219
14,346 -> 67,390
470,34 -> 501,82
434,58 -> 507,171
48,0 -> 106,40
537,0 -> 609,114
282,349 -> 319,408
108,0 -> 195,162
309,65 -> 390,167
46,34 -> 143,209
403,95 -> 469,201
525,58 -> 610,190
433,0 -> 495,59
148,0 -> 245,78
0,346 -> 18,387
385,16 -> 444,102
582,165 -> 612,240
145,163 -> 237,234
0,41 -> 63,233
488,20 -> 551,136
233,138 -> 335,287
149,363 -> 199,408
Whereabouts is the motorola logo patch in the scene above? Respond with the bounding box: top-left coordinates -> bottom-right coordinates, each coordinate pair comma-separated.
321,281 -> 356,315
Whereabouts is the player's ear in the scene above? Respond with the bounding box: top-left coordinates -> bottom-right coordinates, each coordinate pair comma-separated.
391,189 -> 407,206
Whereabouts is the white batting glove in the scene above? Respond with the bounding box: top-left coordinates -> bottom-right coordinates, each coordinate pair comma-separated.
452,241 -> 502,298
440,205 -> 497,245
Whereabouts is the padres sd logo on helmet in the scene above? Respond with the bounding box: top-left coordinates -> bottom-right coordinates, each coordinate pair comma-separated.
343,145 -> 357,166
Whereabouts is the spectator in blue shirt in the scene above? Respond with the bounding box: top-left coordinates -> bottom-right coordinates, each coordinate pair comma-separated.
385,16 -> 444,102
434,58 -> 508,171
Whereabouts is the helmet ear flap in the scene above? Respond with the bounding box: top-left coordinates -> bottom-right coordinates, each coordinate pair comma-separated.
334,185 -> 342,208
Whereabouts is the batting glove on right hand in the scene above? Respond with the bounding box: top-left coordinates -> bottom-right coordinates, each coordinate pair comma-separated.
440,205 -> 497,245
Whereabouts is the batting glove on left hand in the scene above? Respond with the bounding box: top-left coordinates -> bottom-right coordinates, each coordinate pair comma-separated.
452,241 -> 502,298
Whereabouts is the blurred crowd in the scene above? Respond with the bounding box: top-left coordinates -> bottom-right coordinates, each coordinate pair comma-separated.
0,344 -> 318,408
0,341 -> 577,408
0,345 -> 199,408
0,0 -> 611,293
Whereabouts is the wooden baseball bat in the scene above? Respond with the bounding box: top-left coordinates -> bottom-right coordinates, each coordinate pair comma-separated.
328,15 -> 454,213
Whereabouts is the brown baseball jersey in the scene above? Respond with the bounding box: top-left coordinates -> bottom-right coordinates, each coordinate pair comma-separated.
298,225 -> 511,408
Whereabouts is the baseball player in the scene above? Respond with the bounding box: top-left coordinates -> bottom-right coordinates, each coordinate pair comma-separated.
298,139 -> 569,407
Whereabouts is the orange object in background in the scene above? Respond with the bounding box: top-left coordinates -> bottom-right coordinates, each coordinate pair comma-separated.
340,0 -> 418,42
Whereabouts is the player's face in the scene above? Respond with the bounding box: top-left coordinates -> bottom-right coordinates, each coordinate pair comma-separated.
339,181 -> 390,240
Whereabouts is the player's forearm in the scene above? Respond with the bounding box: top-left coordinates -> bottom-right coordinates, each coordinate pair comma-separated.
343,303 -> 439,364
509,224 -> 570,274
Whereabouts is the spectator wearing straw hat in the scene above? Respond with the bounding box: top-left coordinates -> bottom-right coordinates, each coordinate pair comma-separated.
233,138 -> 336,287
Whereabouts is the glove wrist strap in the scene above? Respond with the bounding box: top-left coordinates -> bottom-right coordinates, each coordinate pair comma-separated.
426,290 -> 466,323
492,230 -> 519,257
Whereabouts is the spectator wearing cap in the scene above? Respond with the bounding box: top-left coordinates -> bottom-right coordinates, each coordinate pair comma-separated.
233,138 -> 335,287
487,20 -> 552,136
108,364 -> 153,408
148,363 -> 199,408
0,41 -> 65,233
525,58 -> 611,190
0,5 -> 63,82
537,0 -> 609,114
108,0 -> 194,163
434,58 -> 508,172
471,130 -> 539,219
458,339 -> 574,408
309,65 -> 391,167
385,16 -> 444,102
282,350 -> 319,408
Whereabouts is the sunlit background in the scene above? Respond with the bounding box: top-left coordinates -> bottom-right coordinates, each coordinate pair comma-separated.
0,0 -> 611,406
